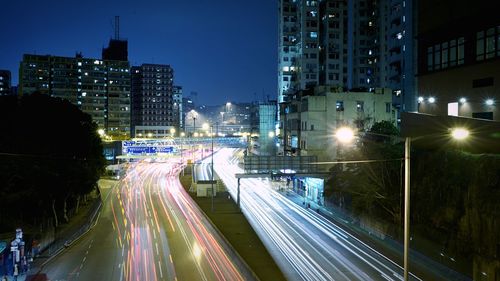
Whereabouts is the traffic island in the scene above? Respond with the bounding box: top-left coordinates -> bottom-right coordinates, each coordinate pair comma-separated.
179,173 -> 286,281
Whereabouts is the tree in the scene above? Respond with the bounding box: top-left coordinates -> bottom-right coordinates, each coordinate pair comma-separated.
327,121 -> 404,224
0,93 -> 105,231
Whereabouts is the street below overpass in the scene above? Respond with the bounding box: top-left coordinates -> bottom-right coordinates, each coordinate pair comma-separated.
206,148 -> 426,281
34,159 -> 255,281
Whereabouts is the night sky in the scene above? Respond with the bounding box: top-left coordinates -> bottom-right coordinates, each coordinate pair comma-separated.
0,0 -> 278,106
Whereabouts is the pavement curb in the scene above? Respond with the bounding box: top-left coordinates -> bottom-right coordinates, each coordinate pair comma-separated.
29,180 -> 119,278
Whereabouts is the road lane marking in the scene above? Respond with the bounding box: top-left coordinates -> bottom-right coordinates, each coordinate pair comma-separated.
158,261 -> 163,279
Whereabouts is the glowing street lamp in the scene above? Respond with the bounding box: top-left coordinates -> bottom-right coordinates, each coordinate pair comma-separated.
334,127 -> 355,143
451,128 -> 469,140
333,126 -> 469,281
97,129 -> 105,137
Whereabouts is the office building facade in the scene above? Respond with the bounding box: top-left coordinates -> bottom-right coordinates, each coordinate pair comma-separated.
416,0 -> 499,121
131,64 -> 175,137
280,86 -> 396,160
19,54 -> 131,138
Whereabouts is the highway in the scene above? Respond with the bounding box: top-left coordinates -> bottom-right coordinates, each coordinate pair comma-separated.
206,148 -> 423,281
36,159 -> 255,281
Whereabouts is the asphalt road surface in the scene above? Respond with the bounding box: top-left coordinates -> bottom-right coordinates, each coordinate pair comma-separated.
36,159 -> 255,281
210,148 -> 424,281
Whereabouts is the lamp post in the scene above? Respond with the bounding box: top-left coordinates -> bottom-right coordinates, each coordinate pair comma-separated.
189,109 -> 198,137
334,126 -> 469,281
220,112 -> 225,136
193,116 -> 197,136
403,137 -> 410,281
210,125 -> 215,212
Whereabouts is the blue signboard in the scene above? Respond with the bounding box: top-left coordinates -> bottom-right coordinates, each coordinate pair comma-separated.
123,146 -> 174,154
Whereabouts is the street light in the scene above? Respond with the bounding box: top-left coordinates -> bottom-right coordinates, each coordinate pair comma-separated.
210,125 -> 215,212
451,128 -> 469,140
220,112 -> 225,135
189,109 -> 198,136
334,126 -> 469,281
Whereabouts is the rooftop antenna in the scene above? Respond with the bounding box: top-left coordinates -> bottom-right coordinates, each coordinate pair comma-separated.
114,16 -> 120,40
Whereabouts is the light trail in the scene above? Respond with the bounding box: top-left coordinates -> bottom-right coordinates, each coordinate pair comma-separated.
110,156 -> 252,281
205,148 -> 422,281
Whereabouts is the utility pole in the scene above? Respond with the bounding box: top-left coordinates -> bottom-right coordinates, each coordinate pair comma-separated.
211,125 -> 214,212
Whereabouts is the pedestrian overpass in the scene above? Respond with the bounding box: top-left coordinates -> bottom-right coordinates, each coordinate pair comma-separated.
116,137 -> 247,160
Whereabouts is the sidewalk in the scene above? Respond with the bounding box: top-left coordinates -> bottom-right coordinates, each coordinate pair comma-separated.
280,189 -> 471,281
5,179 -> 115,281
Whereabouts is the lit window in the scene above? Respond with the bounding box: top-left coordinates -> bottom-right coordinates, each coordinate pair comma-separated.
336,101 -> 344,111
448,102 -> 458,116
310,32 -> 318,38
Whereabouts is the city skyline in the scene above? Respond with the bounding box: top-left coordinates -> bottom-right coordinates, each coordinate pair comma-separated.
0,0 -> 278,106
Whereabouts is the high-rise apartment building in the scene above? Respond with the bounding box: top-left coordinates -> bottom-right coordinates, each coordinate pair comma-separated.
278,0 -> 415,112
19,54 -> 131,138
131,64 -> 174,137
0,70 -> 11,96
384,0 -> 415,112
